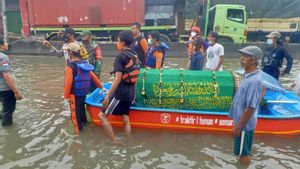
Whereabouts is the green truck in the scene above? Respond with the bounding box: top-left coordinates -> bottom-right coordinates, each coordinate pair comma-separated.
204,3 -> 247,43
19,0 -> 247,43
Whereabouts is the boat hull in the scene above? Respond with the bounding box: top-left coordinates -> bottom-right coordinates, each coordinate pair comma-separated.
87,105 -> 300,135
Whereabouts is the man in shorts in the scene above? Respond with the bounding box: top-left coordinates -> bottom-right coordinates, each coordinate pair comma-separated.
99,30 -> 139,143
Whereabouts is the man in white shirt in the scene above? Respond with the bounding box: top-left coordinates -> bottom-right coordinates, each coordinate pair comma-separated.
205,32 -> 224,71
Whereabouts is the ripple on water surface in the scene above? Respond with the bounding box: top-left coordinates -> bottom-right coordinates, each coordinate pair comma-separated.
0,56 -> 299,168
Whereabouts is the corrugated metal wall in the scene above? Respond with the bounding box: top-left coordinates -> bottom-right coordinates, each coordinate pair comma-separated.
26,0 -> 145,27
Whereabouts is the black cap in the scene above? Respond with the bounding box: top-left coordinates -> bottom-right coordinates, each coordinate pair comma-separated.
118,30 -> 133,46
208,31 -> 218,38
64,28 -> 75,35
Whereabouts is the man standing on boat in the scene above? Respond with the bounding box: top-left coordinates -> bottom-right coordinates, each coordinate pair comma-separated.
229,46 -> 264,165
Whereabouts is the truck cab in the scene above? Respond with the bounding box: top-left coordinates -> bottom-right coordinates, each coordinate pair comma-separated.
206,4 -> 247,43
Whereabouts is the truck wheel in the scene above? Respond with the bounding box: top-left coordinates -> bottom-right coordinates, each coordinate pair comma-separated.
218,37 -> 233,44
160,34 -> 171,42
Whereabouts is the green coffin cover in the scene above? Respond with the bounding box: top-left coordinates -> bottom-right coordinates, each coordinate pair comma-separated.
135,68 -> 235,111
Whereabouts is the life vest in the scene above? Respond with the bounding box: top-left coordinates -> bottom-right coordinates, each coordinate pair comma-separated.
147,42 -> 169,68
68,60 -> 94,96
131,36 -> 146,68
186,39 -> 194,57
121,51 -> 140,84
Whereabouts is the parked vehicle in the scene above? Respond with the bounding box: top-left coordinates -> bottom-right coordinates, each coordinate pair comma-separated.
19,0 -> 247,43
247,17 -> 300,43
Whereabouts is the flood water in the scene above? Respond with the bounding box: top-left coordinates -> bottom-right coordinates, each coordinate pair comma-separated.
0,55 -> 299,169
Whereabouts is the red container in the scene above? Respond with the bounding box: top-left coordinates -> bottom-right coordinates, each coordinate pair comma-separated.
25,0 -> 145,27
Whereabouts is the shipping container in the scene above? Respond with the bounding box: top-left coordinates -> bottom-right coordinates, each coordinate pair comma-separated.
26,0 -> 145,27
20,0 -> 248,43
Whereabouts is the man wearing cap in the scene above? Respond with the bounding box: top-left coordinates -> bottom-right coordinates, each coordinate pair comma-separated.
229,46 -> 265,165
262,31 -> 293,79
64,42 -> 103,134
205,31 -> 224,71
43,28 -> 87,63
81,30 -> 103,92
187,26 -> 201,57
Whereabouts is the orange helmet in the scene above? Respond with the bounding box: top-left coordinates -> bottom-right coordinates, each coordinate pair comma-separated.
191,26 -> 201,33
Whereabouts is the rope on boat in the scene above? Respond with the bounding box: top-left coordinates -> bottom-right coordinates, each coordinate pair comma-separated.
159,68 -> 163,104
212,71 -> 219,98
179,68 -> 184,104
141,68 -> 148,96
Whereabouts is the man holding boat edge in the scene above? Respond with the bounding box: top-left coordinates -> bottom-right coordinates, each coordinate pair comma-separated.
98,30 -> 140,143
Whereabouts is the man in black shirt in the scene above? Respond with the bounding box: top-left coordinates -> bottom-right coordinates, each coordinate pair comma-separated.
99,30 -> 139,143
262,31 -> 293,79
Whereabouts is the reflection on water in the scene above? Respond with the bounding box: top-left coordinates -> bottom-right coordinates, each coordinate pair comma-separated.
0,55 -> 299,169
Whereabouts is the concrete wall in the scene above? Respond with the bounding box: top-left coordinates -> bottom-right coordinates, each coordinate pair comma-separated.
9,39 -> 300,58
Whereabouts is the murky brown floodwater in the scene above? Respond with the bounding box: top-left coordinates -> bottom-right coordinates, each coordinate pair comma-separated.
0,55 -> 299,169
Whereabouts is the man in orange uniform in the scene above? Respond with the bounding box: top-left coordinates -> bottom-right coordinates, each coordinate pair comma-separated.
146,31 -> 169,69
186,26 -> 201,69
131,22 -> 148,68
64,43 -> 103,134
187,26 -> 201,57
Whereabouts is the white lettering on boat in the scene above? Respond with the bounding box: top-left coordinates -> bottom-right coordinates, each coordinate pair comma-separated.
180,116 -> 196,124
199,117 -> 214,125
173,114 -> 233,127
219,119 -> 234,126
175,116 -> 197,125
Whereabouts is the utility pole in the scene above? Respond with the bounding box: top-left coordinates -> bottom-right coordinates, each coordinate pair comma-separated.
1,0 -> 7,39
203,0 -> 210,38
